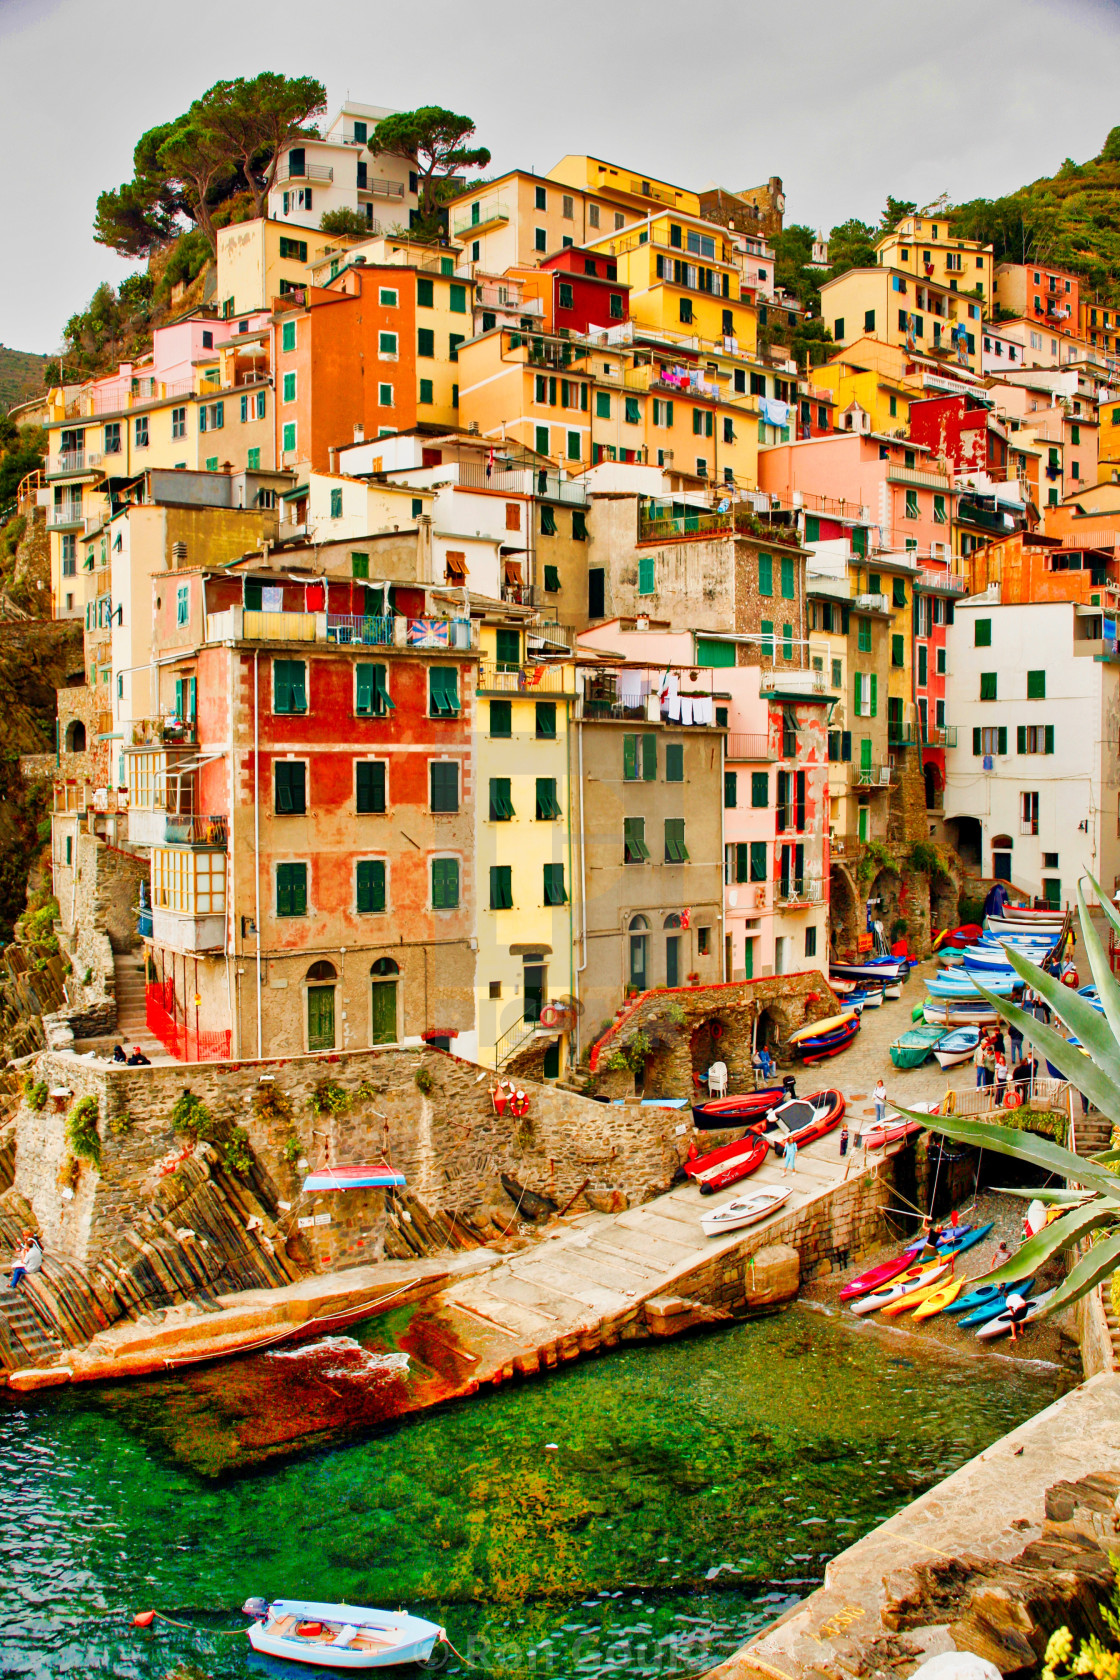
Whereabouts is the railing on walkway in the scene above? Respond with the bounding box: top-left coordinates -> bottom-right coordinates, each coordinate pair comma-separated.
146,980 -> 231,1063
945,1077 -> 1069,1117
494,1016 -> 538,1068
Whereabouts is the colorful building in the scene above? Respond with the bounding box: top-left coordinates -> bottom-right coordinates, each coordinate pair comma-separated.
267,100 -> 419,234
876,214 -> 994,305
994,263 -> 1080,339
820,268 -> 984,374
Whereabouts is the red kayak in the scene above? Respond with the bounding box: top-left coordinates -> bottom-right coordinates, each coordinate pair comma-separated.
684,1132 -> 769,1196
691,1086 -> 785,1129
931,922 -> 982,953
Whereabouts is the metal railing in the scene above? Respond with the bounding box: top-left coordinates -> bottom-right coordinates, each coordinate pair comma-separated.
494,1016 -> 538,1068
47,507 -> 84,529
888,726 -> 917,747
775,879 -> 824,907
476,662 -> 571,694
137,909 -> 153,939
886,467 -> 953,492
326,614 -> 395,646
638,509 -> 729,543
164,814 -> 228,849
278,161 -> 333,183
360,177 -> 405,200
47,452 -> 103,476
760,668 -> 829,695
725,732 -> 774,761
922,724 -> 958,748
452,201 -> 509,237
207,607 -> 477,650
916,568 -> 968,593
851,762 -> 893,787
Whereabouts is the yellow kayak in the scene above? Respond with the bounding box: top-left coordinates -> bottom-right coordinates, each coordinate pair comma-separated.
786,1010 -> 857,1045
910,1277 -> 964,1321
879,1263 -> 952,1317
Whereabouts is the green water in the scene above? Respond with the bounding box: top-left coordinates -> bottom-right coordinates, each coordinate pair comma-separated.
0,1303 -> 1066,1679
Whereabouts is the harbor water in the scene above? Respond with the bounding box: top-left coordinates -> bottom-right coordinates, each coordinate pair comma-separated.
0,1302 -> 1068,1678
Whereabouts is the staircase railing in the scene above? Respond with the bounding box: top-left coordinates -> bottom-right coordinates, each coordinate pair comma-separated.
493,1016 -> 537,1069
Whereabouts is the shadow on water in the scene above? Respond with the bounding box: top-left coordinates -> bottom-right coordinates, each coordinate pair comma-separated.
0,1302 -> 1070,1680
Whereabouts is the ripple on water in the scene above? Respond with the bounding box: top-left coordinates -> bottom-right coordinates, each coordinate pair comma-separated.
0,1303 -> 1068,1679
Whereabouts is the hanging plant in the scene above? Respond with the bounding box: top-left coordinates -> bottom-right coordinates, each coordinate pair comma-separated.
66,1096 -> 102,1169
23,1077 -> 48,1112
253,1083 -> 294,1126
306,1079 -> 352,1117
414,1066 -> 435,1096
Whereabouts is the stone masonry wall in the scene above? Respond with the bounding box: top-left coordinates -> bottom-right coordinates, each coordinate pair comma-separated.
19,1043 -> 700,1272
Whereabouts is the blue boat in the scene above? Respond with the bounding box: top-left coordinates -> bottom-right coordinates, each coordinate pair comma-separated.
830,958 -> 907,985
944,1220 -> 995,1256
301,1163 -> 407,1193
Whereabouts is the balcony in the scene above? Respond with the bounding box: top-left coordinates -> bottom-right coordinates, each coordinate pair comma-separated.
205,607 -> 478,650
129,717 -> 198,748
47,452 -> 103,479
853,592 -> 890,612
775,878 -> 824,908
137,908 -> 153,939
725,732 -> 777,761
476,662 -> 572,695
887,725 -> 917,748
638,508 -> 730,544
278,161 -> 334,184
47,506 -> 84,530
164,814 -> 228,849
851,762 -> 893,789
886,467 -> 953,492
916,568 -> 967,594
922,724 -> 958,748
359,177 -> 405,200
150,907 -> 226,954
452,201 -> 509,239
760,668 -> 829,696
326,614 -> 395,647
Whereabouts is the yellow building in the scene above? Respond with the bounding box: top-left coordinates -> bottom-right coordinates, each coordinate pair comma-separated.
1099,394 -> 1120,481
455,326 -> 761,486
820,268 -> 985,374
585,209 -> 757,353
216,218 -> 337,316
809,344 -> 911,436
876,213 -> 994,304
474,619 -> 576,1073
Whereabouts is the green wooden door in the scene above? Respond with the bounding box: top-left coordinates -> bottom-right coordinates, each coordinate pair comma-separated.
743,938 -> 753,979
860,735 -> 872,773
1043,878 -> 1061,910
370,980 -> 397,1044
858,805 -> 869,843
307,985 -> 335,1051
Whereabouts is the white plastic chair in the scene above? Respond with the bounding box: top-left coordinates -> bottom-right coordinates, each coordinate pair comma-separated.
707,1061 -> 728,1098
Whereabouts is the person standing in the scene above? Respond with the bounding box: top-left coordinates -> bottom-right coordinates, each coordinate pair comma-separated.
1006,1290 -> 1031,1343
974,1035 -> 988,1089
993,1050 -> 1009,1103
873,1079 -> 887,1128
839,1120 -> 849,1158
781,1134 -> 798,1177
1008,1018 -> 1023,1065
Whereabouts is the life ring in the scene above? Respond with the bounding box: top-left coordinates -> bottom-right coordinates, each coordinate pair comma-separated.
539,1004 -> 560,1028
509,1090 -> 530,1118
1004,1087 -> 1021,1109
710,1022 -> 725,1040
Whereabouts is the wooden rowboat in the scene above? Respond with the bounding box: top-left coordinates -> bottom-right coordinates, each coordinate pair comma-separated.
246,1599 -> 445,1669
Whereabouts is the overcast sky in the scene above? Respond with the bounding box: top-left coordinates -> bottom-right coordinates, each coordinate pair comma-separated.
3,0 -> 1120,352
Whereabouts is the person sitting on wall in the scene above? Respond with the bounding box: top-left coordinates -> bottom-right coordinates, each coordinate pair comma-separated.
126,1046 -> 151,1066
8,1231 -> 42,1291
111,1044 -> 127,1063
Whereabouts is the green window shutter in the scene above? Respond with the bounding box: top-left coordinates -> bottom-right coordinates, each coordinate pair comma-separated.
417,328 -> 435,357
429,667 -> 459,715
859,736 -> 872,773
544,564 -> 561,591
417,277 -> 433,307
997,727 -> 1007,755
495,627 -> 520,668
624,817 -> 650,861
330,487 -> 343,518
625,397 -> 640,424
351,552 -> 370,579
664,818 -> 688,862
1027,669 -> 1045,699
782,623 -> 793,662
356,860 -> 386,913
805,515 -> 820,543
665,743 -> 683,782
536,777 -> 561,819
543,863 -> 567,905
274,660 -> 291,713
1017,725 -> 1027,754
750,841 -> 767,883
535,702 -> 556,739
536,425 -> 550,455
980,671 -> 997,701
276,862 -> 307,917
489,866 -> 513,909
641,733 -> 657,780
696,637 -> 735,667
780,555 -> 794,598
758,553 -> 773,595
638,555 -> 655,595
450,284 -> 467,314
596,391 -> 611,419
573,508 -> 588,541
693,408 -> 702,435
893,578 -> 906,607
623,734 -> 639,780
724,771 -> 737,808
432,857 -> 459,909
973,726 -> 982,756
419,379 -> 434,405
356,760 -> 386,813
776,769 -> 789,831
891,634 -> 904,667
869,674 -> 877,717
356,665 -> 374,713
567,432 -> 581,461
372,665 -> 394,714
974,618 -> 991,647
489,777 -> 514,820
245,581 -> 263,611
540,504 -> 557,536
841,730 -> 851,762
448,333 -> 464,361
761,619 -> 773,658
917,643 -> 927,686
857,617 -> 871,653
1044,724 -> 1054,754
490,700 -> 512,737
275,760 -> 306,813
430,761 -> 459,811
751,771 -> 769,808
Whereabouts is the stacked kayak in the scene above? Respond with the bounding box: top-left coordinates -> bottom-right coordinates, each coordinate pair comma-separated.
787,1011 -> 860,1063
954,1277 -> 1036,1328
851,1260 -> 950,1315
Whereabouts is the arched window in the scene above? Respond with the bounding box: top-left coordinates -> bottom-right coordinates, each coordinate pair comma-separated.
371,957 -> 399,976
306,959 -> 337,981
64,720 -> 86,753
991,835 -> 1014,850
629,913 -> 649,930
663,913 -> 681,929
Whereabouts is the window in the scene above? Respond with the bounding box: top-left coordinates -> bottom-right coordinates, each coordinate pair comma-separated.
567,431 -> 581,461
429,667 -> 459,716
638,554 -> 656,596
857,616 -> 872,653
536,777 -> 561,819
449,334 -> 464,362
625,396 -> 640,425
805,925 -> 817,958
535,701 -> 557,739
624,817 -> 649,862
904,489 -> 918,520
974,617 -> 991,647
449,284 -> 467,314
758,553 -> 773,596
1017,724 -> 1054,755
831,657 -> 842,690
419,379 -> 434,405
276,862 -> 307,917
489,699 -> 512,738
973,725 -> 1007,756
664,819 -> 689,862
891,634 -> 904,668
780,555 -> 794,599
572,509 -> 587,541
275,759 -> 306,814
665,743 -> 683,782
176,583 -> 189,626
596,391 -> 611,419
1027,669 -> 1045,699
724,770 -> 737,808
588,203 -> 600,228
355,663 -> 393,717
760,618 -> 774,658
356,760 -> 387,813
1021,791 -> 1039,835
416,328 -> 433,358
432,857 -> 459,909
281,371 -> 297,404
834,318 -> 844,340
489,777 -> 514,821
279,237 -> 307,263
378,286 -> 398,308
542,862 -> 567,906
273,659 -> 307,714
282,422 -> 296,454
864,308 -> 875,333
489,866 -> 513,910
979,671 -> 997,701
134,416 -> 148,448
559,281 -> 574,311
624,734 -> 656,781
535,228 -> 548,252
936,647 -> 947,675
544,564 -> 561,592
430,760 -> 459,812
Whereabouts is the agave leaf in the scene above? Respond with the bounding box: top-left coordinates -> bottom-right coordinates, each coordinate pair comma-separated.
968,971 -> 1120,1129
1086,871 -> 1120,944
1075,880 -> 1120,1049
988,949 -> 1120,1081
966,1199 -> 1119,1288
991,1186 -> 1104,1205
1041,1227 -> 1120,1317
897,1106 -> 1120,1199
1091,1149 -> 1120,1167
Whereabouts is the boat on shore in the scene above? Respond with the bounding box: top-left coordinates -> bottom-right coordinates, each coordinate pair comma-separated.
763,1089 -> 846,1149
691,1087 -> 785,1129
889,1024 -> 947,1069
700,1186 -> 792,1238
245,1599 -> 445,1668
830,958 -> 907,985
975,1288 -> 1055,1340
850,1260 -> 949,1316
932,1026 -> 981,1067
684,1131 -> 770,1196
923,1000 -> 1000,1027
786,1012 -> 859,1063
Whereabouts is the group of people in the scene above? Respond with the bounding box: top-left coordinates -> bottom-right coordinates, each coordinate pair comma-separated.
973,1024 -> 1039,1102
111,1044 -> 150,1066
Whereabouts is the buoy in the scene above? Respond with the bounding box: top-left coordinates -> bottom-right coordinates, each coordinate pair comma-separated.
131,1611 -> 157,1629
710,1022 -> 724,1039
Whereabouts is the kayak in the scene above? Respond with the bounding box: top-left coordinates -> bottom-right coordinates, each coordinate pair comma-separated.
691,1086 -> 786,1129
684,1131 -> 769,1196
838,1226 -> 961,1300
700,1186 -> 792,1238
975,1288 -> 1056,1340
851,1261 -> 950,1316
910,1277 -> 964,1320
878,1263 -> 955,1318
944,1221 -> 995,1256
958,1277 -> 1036,1328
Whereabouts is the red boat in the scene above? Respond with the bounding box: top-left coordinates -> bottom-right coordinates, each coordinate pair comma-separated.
931,923 -> 982,952
684,1131 -> 770,1196
691,1086 -> 786,1129
765,1089 -> 846,1151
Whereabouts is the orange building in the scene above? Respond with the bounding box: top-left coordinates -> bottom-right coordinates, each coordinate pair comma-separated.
963,526 -> 1119,605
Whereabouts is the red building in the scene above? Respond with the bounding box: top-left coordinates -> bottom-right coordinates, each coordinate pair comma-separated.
913,565 -> 965,811
907,392 -> 1009,479
532,247 -> 630,336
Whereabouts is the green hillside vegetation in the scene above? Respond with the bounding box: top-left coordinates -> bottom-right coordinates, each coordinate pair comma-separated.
0,348 -> 49,415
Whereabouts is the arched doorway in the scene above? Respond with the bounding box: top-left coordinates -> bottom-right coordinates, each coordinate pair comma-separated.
305,959 -> 337,1051
755,1006 -> 781,1056
64,720 -> 86,753
663,913 -> 681,988
370,957 -> 399,1044
628,914 -> 649,993
947,815 -> 982,871
924,760 -> 942,811
829,865 -> 859,958
868,866 -> 902,946
690,1015 -> 729,1086
991,834 -> 1013,882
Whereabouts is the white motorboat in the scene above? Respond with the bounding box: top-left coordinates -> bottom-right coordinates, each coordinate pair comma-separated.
700,1185 -> 792,1238
244,1599 -> 445,1669
932,1026 -> 981,1067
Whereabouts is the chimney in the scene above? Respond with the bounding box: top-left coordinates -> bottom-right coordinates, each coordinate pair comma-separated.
329,447 -> 339,473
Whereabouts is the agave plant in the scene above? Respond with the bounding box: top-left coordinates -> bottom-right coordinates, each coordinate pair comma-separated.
903,875 -> 1120,1316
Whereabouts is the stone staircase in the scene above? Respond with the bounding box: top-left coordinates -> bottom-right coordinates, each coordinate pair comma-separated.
0,1286 -> 62,1368
111,952 -> 162,1057
1073,1111 -> 1114,1158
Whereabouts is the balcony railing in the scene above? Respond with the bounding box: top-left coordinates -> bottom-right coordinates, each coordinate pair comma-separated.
206,607 -> 477,650
775,878 -> 824,907
47,452 -> 103,477
916,568 -> 968,593
452,201 -> 509,238
725,732 -> 775,761
887,726 -> 917,747
922,724 -> 958,748
476,662 -> 572,695
137,908 -> 153,939
760,668 -> 829,695
164,814 -> 228,849
278,161 -> 334,183
886,467 -> 953,492
47,507 -> 84,529
326,614 -> 395,646
851,762 -> 893,788
638,509 -> 729,544
358,176 -> 405,200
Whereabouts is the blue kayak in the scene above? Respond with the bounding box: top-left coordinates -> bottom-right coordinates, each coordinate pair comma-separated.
943,1221 -> 995,1257
958,1276 -> 1036,1328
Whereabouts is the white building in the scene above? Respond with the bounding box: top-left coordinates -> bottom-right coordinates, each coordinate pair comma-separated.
268,101 -> 418,235
943,593 -> 1120,905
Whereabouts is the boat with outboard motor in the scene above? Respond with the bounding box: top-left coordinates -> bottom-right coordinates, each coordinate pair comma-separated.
762,1089 -> 846,1149
243,1599 -> 445,1669
691,1086 -> 786,1129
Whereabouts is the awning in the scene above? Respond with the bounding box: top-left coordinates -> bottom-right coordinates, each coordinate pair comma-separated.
503,559 -> 524,583
444,551 -> 468,581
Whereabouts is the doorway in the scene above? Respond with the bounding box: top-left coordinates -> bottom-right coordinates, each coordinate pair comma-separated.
370,956 -> 399,1044
523,960 -> 547,1022
664,913 -> 681,988
542,1039 -> 561,1079
628,915 -> 649,992
306,959 -> 337,1051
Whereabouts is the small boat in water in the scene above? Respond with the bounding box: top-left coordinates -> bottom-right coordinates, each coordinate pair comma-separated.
932,1026 -> 981,1068
684,1131 -> 770,1196
700,1185 -> 792,1238
244,1599 -> 445,1669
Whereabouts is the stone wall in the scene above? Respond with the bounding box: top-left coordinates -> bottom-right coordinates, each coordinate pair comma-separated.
18,1042 -> 699,1272
1077,1284 -> 1119,1379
